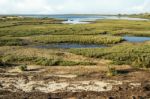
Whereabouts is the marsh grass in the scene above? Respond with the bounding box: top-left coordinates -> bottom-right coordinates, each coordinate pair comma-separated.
1,18 -> 150,37
0,46 -> 96,66
0,37 -> 28,46
31,35 -> 124,45
1,17 -> 150,68
0,55 -> 96,66
69,43 -> 150,68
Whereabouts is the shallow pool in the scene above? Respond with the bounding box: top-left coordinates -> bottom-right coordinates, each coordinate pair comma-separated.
32,43 -> 107,49
123,36 -> 150,42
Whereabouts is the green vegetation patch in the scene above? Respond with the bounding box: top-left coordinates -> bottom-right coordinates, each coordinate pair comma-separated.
0,55 -> 96,66
0,37 -> 28,46
69,43 -> 150,68
31,35 -> 124,45
1,17 -> 150,37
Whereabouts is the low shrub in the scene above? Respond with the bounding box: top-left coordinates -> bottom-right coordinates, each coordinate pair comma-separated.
107,65 -> 118,76
132,55 -> 150,68
19,64 -> 27,71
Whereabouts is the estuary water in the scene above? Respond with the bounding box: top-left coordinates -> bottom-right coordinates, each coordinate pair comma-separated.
24,14 -> 148,24
25,15 -> 150,49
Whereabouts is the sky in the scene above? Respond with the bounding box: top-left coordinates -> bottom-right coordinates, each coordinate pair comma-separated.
0,0 -> 150,14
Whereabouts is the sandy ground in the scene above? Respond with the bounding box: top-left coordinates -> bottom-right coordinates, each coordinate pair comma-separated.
0,64 -> 150,99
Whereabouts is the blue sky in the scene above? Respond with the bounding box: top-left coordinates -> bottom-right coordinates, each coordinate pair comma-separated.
0,0 -> 150,14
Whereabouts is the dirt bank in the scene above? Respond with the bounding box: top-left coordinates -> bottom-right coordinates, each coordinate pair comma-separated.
0,66 -> 150,99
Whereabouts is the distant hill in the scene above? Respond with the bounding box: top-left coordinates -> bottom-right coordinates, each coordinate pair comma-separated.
129,13 -> 150,19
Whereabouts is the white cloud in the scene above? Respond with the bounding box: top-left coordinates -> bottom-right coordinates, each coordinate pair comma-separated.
0,0 -> 150,14
131,0 -> 150,13
0,0 -> 55,14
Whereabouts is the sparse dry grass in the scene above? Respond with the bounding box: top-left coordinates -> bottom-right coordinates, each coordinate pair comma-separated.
0,46 -> 96,66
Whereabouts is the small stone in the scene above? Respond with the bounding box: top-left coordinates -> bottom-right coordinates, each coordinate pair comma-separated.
113,86 -> 122,91
138,96 -> 144,99
0,84 -> 3,88
143,84 -> 150,91
132,96 -> 136,99
108,96 -> 114,99
103,86 -> 107,89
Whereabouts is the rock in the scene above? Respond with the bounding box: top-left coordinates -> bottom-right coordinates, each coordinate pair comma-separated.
143,83 -> 150,91
0,84 -> 3,88
131,96 -> 136,99
103,86 -> 107,89
138,96 -> 144,99
113,86 -> 122,91
108,96 -> 114,99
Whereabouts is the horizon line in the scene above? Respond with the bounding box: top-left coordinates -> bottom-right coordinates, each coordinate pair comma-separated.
0,13 -> 148,16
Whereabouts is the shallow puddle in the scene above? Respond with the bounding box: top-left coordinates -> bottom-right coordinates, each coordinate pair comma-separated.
31,36 -> 150,49
32,43 -> 107,49
123,36 -> 150,42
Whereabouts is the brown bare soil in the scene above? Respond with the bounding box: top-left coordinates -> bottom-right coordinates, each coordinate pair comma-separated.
0,65 -> 150,99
